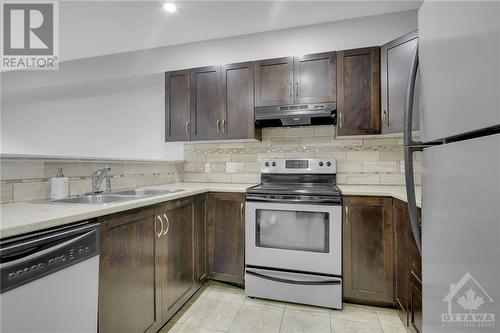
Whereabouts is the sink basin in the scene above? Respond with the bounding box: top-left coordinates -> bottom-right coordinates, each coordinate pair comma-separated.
51,194 -> 131,205
111,189 -> 183,197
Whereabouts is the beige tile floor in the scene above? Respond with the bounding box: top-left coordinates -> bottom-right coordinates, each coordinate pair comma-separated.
159,281 -> 410,333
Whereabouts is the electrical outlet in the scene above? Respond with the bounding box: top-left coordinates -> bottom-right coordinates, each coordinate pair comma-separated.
205,163 -> 210,173
226,162 -> 236,173
400,160 -> 405,172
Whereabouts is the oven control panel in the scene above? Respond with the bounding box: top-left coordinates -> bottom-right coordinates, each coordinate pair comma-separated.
261,158 -> 336,174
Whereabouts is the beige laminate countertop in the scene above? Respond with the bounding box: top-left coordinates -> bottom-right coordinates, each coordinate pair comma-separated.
0,183 -> 421,239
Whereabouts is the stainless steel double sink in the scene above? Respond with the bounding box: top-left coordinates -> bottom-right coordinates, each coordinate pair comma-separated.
47,188 -> 183,205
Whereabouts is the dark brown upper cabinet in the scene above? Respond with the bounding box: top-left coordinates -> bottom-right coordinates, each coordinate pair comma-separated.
221,62 -> 261,140
254,53 -> 336,107
165,70 -> 191,142
254,57 -> 294,107
293,52 -> 336,104
337,47 -> 381,136
343,196 -> 394,305
381,30 -> 420,134
190,66 -> 223,141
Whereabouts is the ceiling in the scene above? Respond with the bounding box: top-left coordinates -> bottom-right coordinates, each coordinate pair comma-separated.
59,1 -> 422,61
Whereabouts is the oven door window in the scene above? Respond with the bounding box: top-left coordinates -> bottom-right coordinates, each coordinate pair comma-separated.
255,209 -> 329,253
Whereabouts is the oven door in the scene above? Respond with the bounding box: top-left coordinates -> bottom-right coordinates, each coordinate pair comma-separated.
245,200 -> 341,275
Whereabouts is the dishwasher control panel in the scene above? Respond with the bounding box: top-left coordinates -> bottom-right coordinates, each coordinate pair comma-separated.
0,223 -> 99,294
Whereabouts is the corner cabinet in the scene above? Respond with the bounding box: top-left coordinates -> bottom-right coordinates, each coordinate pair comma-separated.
98,208 -> 161,333
207,193 -> 245,285
165,63 -> 259,142
254,52 -> 336,107
342,196 -> 394,305
381,30 -> 420,134
337,47 -> 381,136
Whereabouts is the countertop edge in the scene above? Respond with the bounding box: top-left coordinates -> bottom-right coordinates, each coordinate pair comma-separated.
0,183 -> 420,239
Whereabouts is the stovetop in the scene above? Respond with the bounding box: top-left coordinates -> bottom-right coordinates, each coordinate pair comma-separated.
246,183 -> 341,197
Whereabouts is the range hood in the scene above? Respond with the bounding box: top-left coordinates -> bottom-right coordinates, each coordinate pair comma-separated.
255,102 -> 336,127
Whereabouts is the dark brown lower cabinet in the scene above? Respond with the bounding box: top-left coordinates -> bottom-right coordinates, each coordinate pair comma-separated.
343,196 -> 394,305
207,193 -> 245,285
193,194 -> 208,284
393,199 -> 422,331
98,208 -> 161,333
393,199 -> 409,313
158,198 -> 195,321
408,270 -> 423,333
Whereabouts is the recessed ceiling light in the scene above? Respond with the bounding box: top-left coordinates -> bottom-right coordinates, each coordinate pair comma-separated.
163,2 -> 177,13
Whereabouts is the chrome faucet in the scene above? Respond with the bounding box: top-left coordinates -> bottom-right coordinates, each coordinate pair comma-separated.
92,167 -> 112,193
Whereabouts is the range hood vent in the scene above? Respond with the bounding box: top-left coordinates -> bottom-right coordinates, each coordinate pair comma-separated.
255,102 -> 336,128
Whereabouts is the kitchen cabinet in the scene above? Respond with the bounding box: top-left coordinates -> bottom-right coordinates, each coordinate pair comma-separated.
157,198 -> 195,322
207,193 -> 245,285
221,62 -> 261,140
381,31 -> 420,134
342,196 -> 394,305
393,199 -> 409,313
165,70 -> 191,142
254,52 -> 336,107
393,199 -> 423,331
98,207 -> 161,333
190,65 -> 223,141
193,194 -> 208,284
293,52 -> 337,104
254,57 -> 294,107
337,47 -> 381,136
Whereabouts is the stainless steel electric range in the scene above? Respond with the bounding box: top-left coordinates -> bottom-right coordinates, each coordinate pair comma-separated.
245,158 -> 342,309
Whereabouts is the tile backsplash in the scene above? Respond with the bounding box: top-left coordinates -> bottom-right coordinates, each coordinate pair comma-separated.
0,158 -> 183,203
184,126 -> 421,186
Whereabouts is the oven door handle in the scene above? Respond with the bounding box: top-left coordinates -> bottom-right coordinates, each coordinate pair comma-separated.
245,196 -> 340,204
246,270 -> 341,285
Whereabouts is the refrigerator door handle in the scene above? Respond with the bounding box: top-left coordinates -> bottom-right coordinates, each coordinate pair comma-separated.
404,43 -> 422,254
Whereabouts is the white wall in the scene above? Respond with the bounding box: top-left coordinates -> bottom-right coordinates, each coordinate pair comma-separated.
1,10 -> 417,160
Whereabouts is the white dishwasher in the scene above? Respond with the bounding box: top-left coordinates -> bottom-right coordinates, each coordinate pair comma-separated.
0,222 -> 100,333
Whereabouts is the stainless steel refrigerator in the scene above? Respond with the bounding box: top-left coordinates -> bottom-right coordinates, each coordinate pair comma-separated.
404,1 -> 500,332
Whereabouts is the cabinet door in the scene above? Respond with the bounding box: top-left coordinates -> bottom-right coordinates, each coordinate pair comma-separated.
343,196 -> 394,304
408,271 -> 422,333
165,70 -> 191,142
254,57 -> 294,107
293,52 -> 336,104
221,62 -> 260,140
99,208 -> 161,333
381,31 -> 419,133
190,66 -> 222,140
208,193 -> 245,284
194,194 -> 208,284
161,198 -> 194,316
393,199 -> 409,313
337,47 -> 381,136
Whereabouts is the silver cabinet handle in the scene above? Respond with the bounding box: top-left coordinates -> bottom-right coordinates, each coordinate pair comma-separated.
339,112 -> 343,128
216,119 -> 221,134
383,109 -> 388,126
185,121 -> 190,136
295,82 -> 299,97
288,83 -> 292,98
344,206 -> 349,225
222,119 -> 226,133
240,202 -> 244,221
163,214 -> 170,236
156,215 -> 164,238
